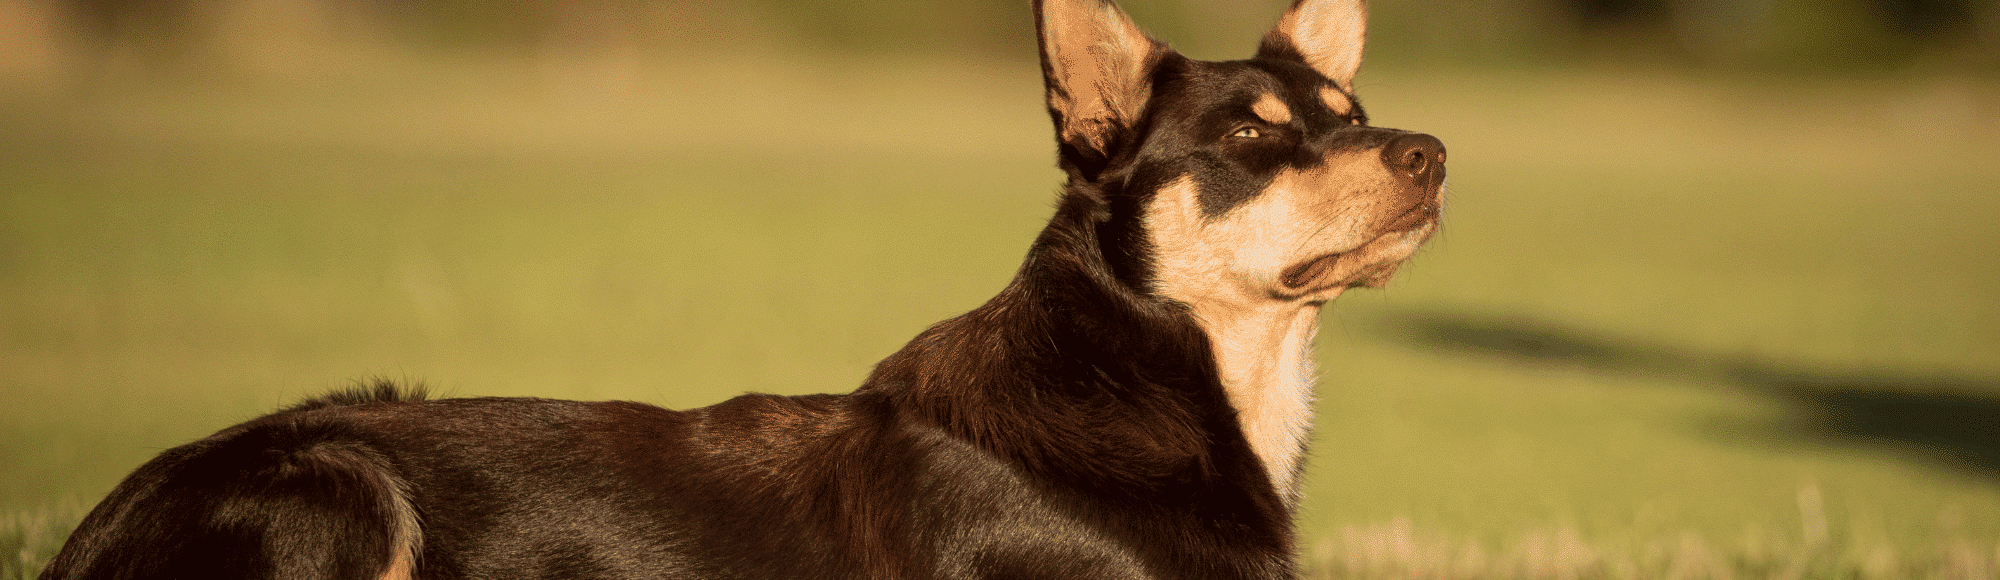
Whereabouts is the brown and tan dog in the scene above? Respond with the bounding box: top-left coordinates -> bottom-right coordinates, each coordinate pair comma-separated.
40,1 -> 1442,578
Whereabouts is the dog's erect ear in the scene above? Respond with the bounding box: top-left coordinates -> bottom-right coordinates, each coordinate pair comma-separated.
1035,0 -> 1163,168
1257,0 -> 1367,89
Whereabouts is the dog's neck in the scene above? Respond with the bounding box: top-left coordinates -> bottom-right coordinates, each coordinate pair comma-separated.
864,192 -> 1296,527
1182,298 -> 1324,500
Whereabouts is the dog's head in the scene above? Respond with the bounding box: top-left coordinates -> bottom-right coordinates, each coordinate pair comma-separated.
1035,0 -> 1444,308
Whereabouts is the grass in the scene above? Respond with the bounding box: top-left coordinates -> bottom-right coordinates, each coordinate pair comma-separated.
3,51 -> 1998,577
1307,518 -> 2000,579
1,500 -> 76,580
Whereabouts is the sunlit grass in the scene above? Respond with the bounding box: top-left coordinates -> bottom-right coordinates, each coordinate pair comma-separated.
1,500 -> 77,580
1305,517 -> 2000,579
3,52 -> 1997,577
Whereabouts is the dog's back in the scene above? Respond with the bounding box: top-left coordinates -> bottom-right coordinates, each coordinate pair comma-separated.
48,373 -> 1284,579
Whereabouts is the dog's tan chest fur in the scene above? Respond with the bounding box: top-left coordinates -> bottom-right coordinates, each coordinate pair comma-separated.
1146,176 -> 1336,498
1193,302 -> 1322,499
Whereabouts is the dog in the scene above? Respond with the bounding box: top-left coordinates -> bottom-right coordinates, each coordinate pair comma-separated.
39,0 -> 1443,578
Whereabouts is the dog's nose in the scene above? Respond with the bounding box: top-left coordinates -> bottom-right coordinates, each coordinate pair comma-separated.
1381,133 -> 1446,189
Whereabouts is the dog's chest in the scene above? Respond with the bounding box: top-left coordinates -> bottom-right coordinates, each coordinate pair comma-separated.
1189,303 -> 1322,500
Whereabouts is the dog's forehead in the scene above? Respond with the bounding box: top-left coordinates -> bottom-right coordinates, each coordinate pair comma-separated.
1164,59 -> 1354,121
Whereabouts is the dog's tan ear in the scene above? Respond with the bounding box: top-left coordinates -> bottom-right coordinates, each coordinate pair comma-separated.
1035,0 -> 1163,165
1257,0 -> 1367,89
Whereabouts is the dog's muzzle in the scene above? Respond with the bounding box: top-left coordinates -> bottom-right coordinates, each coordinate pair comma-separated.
1276,131 -> 1446,294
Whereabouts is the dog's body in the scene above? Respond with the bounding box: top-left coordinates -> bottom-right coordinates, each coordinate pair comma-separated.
40,1 -> 1444,578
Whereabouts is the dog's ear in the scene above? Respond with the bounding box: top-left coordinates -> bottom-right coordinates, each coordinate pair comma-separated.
1035,0 -> 1163,174
1257,0 -> 1367,89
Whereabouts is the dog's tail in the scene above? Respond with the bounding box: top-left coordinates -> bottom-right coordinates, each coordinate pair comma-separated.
39,415 -> 421,580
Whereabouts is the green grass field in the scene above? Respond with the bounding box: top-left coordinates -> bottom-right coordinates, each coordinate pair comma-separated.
3,53 -> 1997,577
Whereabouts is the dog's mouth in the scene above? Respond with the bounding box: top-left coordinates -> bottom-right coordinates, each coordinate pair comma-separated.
1278,199 -> 1440,294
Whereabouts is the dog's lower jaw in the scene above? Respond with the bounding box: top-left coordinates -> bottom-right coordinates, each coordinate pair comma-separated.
1185,296 -> 1326,503
1278,218 -> 1439,296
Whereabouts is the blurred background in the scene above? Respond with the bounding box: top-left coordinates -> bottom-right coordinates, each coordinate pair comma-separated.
2,0 -> 1996,577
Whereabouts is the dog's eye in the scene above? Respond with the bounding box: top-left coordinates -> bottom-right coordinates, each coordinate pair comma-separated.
1229,127 -> 1261,139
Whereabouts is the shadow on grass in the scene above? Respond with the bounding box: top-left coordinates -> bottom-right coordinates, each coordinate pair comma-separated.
1373,309 -> 2000,478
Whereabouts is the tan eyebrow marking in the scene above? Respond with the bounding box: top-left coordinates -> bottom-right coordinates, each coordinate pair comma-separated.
1251,93 -> 1292,125
1320,86 -> 1352,117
